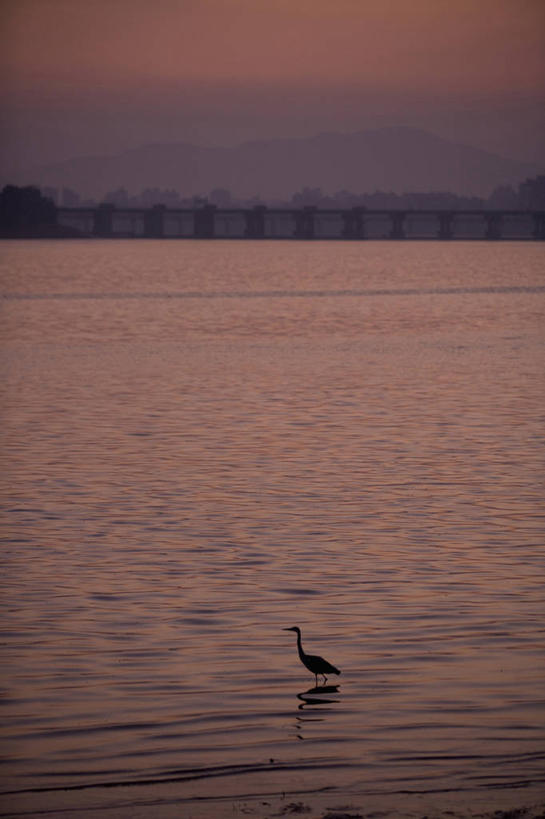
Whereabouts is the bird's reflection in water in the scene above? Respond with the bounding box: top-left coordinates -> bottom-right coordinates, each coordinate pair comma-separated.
294,685 -> 340,740
297,684 -> 340,707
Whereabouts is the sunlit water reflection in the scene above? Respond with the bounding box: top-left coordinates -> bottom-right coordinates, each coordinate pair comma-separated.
1,240 -> 544,816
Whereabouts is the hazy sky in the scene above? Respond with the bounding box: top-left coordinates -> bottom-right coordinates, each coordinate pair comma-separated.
2,0 -> 545,171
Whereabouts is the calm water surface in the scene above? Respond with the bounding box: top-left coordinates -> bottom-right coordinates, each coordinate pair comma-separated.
1,240 -> 544,816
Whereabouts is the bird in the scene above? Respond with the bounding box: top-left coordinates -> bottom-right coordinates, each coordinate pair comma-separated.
283,626 -> 341,686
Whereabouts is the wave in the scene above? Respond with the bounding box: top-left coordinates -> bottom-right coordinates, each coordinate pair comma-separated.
2,285 -> 545,301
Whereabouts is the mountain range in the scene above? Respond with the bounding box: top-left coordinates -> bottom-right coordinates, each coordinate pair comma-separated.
11,127 -> 542,200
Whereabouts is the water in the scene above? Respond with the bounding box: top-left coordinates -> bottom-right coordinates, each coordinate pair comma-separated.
1,240 -> 544,818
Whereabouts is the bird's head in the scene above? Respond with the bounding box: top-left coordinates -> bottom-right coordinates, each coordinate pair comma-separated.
283,626 -> 300,634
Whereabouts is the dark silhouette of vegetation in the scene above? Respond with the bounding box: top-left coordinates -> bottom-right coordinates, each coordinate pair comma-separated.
0,185 -> 79,237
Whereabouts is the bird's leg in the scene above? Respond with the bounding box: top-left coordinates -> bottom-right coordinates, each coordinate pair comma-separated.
322,674 -> 328,685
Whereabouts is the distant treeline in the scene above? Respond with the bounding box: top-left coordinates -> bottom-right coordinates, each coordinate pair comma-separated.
42,175 -> 545,211
2,176 -> 544,239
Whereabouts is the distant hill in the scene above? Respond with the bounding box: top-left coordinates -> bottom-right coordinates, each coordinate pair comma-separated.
12,127 -> 542,200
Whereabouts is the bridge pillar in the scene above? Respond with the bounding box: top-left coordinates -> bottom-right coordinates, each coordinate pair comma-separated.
532,211 -> 545,240
485,212 -> 502,240
93,203 -> 115,237
294,206 -> 316,239
144,204 -> 166,238
194,204 -> 216,238
342,207 -> 366,239
438,211 -> 454,240
244,205 -> 267,238
389,211 -> 406,239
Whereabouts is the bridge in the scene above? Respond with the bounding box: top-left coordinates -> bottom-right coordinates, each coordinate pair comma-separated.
57,204 -> 545,241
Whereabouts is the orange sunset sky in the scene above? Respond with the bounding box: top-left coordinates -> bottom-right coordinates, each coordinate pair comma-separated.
1,0 -> 545,171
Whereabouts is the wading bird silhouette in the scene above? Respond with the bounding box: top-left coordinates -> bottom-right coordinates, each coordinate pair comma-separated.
283,626 -> 341,686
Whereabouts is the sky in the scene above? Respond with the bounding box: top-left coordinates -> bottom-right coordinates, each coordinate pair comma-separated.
2,0 -> 545,173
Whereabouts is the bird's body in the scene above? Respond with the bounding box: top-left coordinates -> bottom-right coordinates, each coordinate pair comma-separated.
283,626 -> 341,686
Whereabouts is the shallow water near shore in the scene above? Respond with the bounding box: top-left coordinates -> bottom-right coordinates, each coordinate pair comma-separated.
1,240 -> 544,817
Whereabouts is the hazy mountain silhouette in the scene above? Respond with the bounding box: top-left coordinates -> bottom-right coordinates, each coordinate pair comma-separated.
15,127 -> 541,200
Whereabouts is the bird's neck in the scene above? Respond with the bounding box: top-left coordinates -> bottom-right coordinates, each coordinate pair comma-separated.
296,631 -> 305,660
